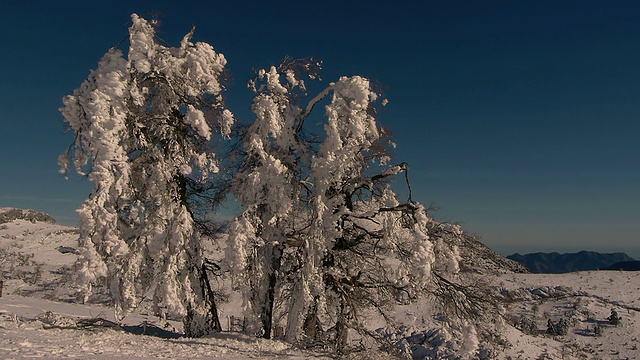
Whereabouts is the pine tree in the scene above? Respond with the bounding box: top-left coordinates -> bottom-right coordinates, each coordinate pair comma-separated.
60,14 -> 234,337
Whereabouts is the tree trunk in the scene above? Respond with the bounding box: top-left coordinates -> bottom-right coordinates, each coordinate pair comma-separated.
303,303 -> 322,340
183,263 -> 222,337
175,173 -> 222,337
335,301 -> 348,353
201,262 -> 223,332
261,243 -> 283,339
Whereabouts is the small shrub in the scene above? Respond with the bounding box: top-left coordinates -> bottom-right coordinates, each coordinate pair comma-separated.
515,316 -> 539,335
593,324 -> 602,337
608,309 -> 621,326
537,351 -> 554,360
572,298 -> 582,310
546,318 -> 569,336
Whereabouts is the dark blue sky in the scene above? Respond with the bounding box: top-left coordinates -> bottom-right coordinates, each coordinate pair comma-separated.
1,1 -> 639,257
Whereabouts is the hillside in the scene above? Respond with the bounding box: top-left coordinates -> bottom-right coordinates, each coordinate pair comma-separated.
456,233 -> 530,275
0,210 -> 326,359
0,208 -> 56,224
0,207 -> 80,301
2,208 -> 639,359
507,251 -> 635,273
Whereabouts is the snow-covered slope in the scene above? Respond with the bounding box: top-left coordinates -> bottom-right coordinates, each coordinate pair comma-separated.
0,209 -> 337,359
1,208 -> 639,359
0,208 -> 80,301
0,293 -> 334,359
456,233 -> 530,275
496,271 -> 640,359
0,208 -> 57,224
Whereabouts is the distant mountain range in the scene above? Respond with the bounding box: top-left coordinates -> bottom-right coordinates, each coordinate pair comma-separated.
507,251 -> 636,273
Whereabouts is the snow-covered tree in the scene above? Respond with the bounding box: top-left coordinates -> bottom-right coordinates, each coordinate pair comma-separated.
226,59 -> 478,352
60,14 -> 494,353
227,58 -> 320,339
60,14 -> 234,337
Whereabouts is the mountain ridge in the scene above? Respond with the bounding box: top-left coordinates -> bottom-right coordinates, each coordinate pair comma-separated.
507,251 -> 635,273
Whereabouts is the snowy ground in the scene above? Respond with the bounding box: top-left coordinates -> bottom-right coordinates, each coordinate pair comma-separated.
0,212 -> 336,359
1,209 -> 639,359
0,293 -> 332,359
496,272 -> 640,359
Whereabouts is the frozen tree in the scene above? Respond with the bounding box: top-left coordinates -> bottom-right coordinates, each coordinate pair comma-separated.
226,59 -> 479,353
306,78 -> 490,353
59,14 -> 234,337
57,13 -> 494,355
227,58 -> 320,339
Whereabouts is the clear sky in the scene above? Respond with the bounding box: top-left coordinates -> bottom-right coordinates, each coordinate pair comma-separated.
1,1 -> 638,257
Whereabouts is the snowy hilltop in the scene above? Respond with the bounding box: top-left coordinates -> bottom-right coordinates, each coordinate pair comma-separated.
0,209 -> 330,359
0,208 -> 56,224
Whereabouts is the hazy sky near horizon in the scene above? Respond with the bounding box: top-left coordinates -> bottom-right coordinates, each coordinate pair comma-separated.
1,1 -> 639,257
